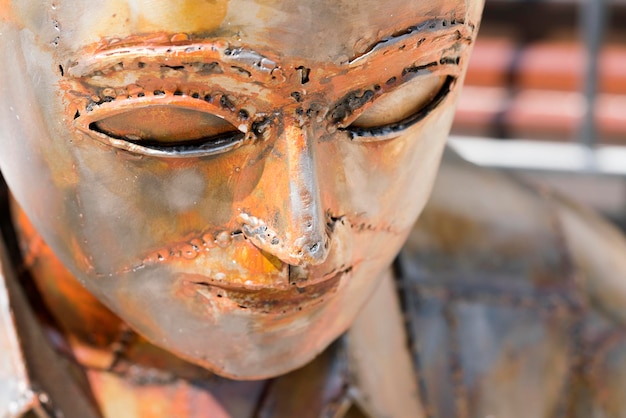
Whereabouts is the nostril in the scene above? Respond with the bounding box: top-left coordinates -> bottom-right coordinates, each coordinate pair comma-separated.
299,237 -> 329,265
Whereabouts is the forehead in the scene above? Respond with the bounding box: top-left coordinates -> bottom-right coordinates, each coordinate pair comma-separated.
12,0 -> 474,62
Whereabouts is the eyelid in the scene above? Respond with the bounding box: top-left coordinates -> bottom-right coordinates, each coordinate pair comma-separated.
88,130 -> 246,158
75,93 -> 246,127
343,75 -> 456,142
331,56 -> 459,130
74,95 -> 251,158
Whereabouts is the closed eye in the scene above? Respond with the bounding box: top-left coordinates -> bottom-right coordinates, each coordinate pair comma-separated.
345,75 -> 455,141
77,104 -> 245,158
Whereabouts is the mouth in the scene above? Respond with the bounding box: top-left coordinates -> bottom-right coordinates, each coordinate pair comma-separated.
180,265 -> 352,314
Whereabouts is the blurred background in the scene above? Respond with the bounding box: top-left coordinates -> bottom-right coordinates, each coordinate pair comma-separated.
450,0 -> 626,226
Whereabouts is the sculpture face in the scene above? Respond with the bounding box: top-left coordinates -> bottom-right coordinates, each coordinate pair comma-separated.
0,0 -> 482,378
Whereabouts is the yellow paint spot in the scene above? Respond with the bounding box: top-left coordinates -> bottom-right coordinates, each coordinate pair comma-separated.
134,0 -> 228,35
82,0 -> 228,44
234,244 -> 283,278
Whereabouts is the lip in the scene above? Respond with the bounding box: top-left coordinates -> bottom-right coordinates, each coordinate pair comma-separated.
182,264 -> 352,293
179,266 -> 352,314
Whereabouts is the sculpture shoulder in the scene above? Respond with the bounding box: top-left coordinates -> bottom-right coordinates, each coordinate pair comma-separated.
398,149 -> 626,417
406,148 -> 626,323
405,148 -> 576,299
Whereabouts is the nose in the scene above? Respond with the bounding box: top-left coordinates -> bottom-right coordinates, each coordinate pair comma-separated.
238,120 -> 330,266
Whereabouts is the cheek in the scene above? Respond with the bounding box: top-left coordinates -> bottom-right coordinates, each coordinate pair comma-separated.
65,137 -> 265,274
325,115 -> 450,231
0,26 -> 90,276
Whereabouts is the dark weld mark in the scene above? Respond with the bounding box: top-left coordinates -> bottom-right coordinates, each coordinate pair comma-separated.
329,90 -> 375,124
402,61 -> 438,76
238,109 -> 249,120
220,95 -> 236,112
85,95 -> 115,112
345,75 -> 456,138
290,91 -> 303,102
252,117 -> 271,136
305,102 -> 324,119
231,66 -> 252,77
296,66 -> 310,84
439,56 -> 460,65
326,213 -> 346,233
197,62 -> 222,75
161,64 -> 185,70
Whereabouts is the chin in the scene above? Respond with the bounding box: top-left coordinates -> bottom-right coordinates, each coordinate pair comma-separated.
84,248 -> 390,379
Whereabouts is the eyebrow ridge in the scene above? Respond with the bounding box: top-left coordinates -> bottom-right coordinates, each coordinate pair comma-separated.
67,42 -> 279,80
347,17 -> 468,65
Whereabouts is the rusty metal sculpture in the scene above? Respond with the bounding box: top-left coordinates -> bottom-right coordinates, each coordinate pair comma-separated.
2,0 -> 626,417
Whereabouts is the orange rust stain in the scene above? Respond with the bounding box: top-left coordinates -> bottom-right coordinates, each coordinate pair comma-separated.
0,0 -> 11,22
68,233 -> 95,273
87,370 -> 230,418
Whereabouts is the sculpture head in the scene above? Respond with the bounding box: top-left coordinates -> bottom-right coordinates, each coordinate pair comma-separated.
0,0 -> 483,378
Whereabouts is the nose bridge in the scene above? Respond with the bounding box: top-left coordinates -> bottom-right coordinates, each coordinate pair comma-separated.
239,118 -> 329,266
